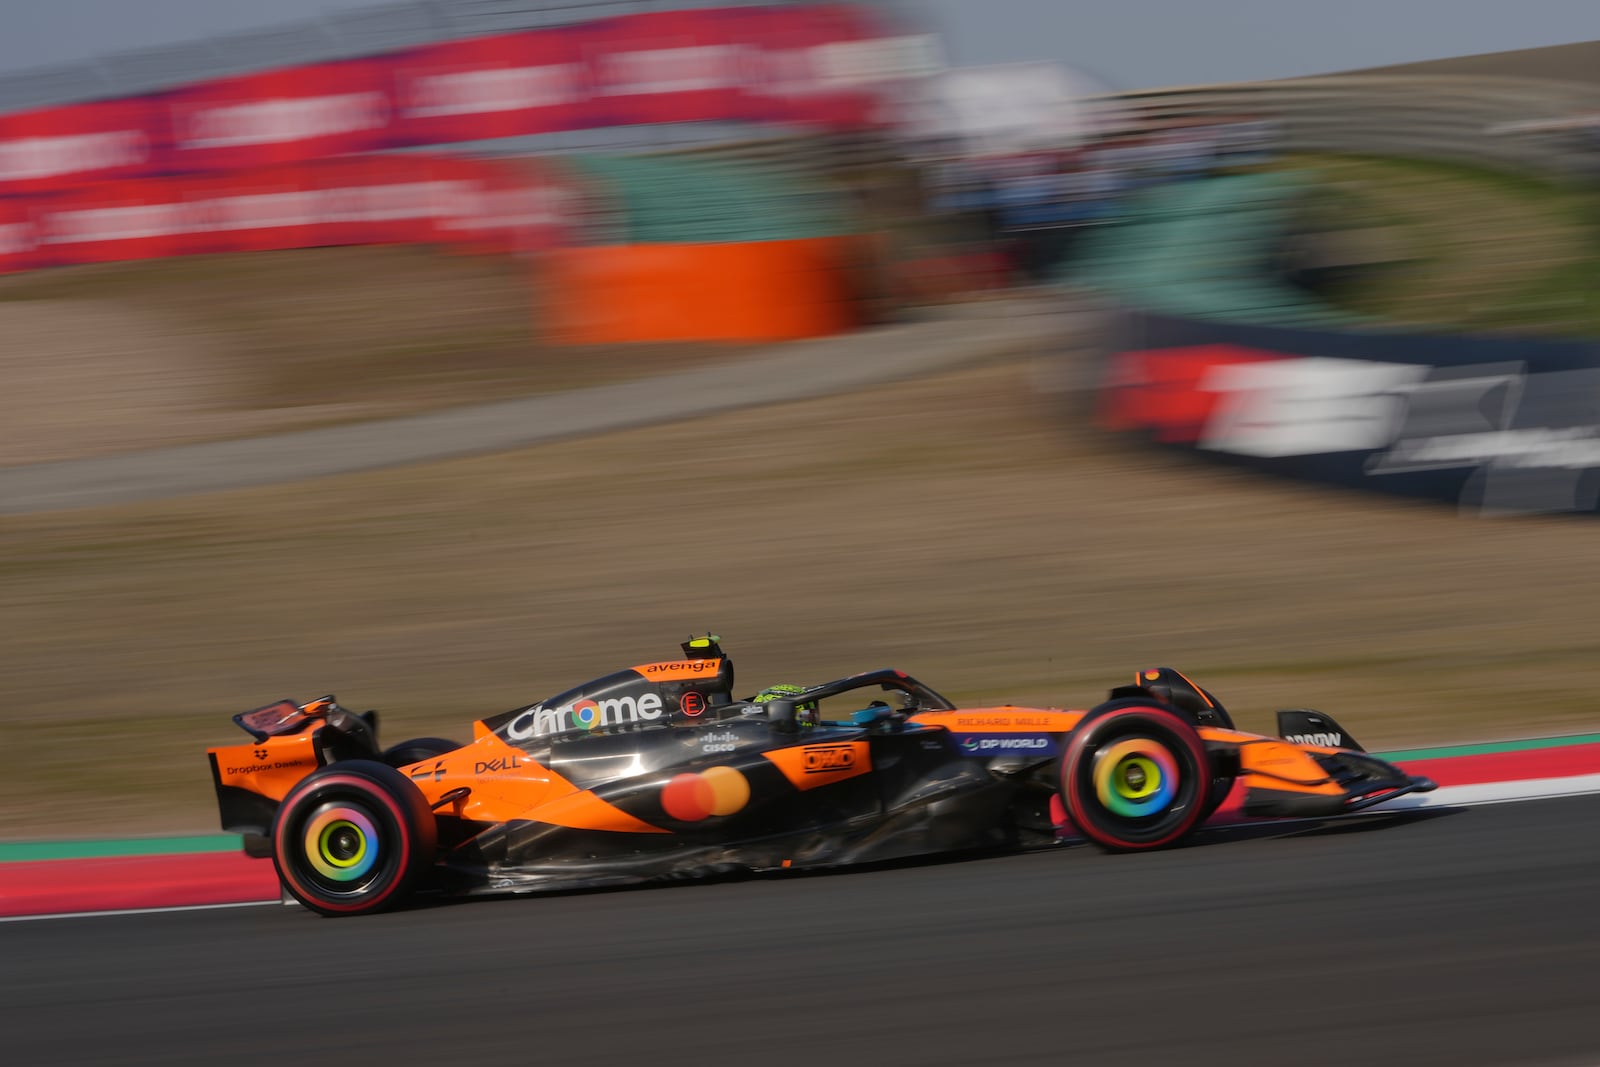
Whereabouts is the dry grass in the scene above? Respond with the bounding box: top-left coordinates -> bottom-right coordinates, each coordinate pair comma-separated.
0,246 -> 754,465
4,357 -> 1599,838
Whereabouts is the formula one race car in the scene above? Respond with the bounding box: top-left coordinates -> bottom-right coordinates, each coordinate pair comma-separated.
207,636 -> 1435,916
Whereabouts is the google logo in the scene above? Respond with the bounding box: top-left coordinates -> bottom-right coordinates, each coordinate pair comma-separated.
571,699 -> 601,729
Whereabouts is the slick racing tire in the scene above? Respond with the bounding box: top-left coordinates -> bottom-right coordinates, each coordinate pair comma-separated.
1061,704 -> 1211,852
380,737 -> 461,768
272,760 -> 437,917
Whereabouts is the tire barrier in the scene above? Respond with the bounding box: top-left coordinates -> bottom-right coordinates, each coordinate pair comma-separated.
1100,308 -> 1600,515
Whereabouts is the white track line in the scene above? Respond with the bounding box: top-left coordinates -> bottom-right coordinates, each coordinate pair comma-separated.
1382,773 -> 1600,809
0,899 -> 284,924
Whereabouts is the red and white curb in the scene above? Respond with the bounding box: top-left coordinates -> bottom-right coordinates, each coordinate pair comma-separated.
5,741 -> 1600,920
1384,773 -> 1600,809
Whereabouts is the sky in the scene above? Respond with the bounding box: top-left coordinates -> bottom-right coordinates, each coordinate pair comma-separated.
1,0 -> 1598,91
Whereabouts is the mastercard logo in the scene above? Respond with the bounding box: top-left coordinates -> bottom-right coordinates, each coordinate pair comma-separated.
660,766 -> 750,822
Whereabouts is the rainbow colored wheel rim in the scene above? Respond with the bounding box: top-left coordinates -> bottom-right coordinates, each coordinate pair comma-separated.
1093,738 -> 1180,818
302,803 -> 379,883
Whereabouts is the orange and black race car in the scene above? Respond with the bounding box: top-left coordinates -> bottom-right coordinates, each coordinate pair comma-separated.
207,636 -> 1435,916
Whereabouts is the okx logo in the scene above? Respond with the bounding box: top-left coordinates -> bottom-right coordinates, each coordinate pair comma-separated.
802,745 -> 856,773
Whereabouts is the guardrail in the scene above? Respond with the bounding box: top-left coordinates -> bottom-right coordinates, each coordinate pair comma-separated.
1099,74 -> 1600,178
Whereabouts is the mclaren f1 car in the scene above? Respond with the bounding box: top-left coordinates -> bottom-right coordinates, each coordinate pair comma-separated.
207,636 -> 1434,916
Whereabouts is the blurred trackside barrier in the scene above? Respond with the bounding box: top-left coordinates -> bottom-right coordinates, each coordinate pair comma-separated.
543,237 -> 859,343
1076,71 -> 1600,515
0,153 -> 570,271
1079,179 -> 1600,515
1098,309 -> 1600,515
0,4 -> 929,196
0,3 -> 906,339
541,152 -> 863,343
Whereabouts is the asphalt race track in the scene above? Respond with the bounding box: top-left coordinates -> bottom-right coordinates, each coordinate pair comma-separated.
4,796 -> 1598,1067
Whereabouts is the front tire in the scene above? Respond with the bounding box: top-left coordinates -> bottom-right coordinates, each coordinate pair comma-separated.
272,760 -> 436,916
1061,704 -> 1211,852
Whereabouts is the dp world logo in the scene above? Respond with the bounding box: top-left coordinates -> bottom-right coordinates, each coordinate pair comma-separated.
956,734 -> 1059,757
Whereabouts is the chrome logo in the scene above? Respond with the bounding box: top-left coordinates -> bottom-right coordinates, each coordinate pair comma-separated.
660,766 -> 751,821
303,804 -> 378,882
571,699 -> 601,729
1093,739 -> 1179,818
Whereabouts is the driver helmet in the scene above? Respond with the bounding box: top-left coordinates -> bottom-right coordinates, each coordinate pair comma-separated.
751,684 -> 819,726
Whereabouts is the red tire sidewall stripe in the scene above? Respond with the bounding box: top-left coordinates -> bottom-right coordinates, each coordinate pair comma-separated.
1064,706 -> 1210,850
274,773 -> 416,914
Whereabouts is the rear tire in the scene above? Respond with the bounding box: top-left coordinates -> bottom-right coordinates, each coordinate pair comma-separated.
272,760 -> 436,916
1061,704 -> 1211,852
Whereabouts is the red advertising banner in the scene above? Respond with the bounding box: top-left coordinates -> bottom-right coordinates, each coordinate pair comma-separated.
422,155 -> 572,256
4,154 -> 568,275
308,155 -> 437,247
734,2 -> 923,128
0,196 -> 39,272
181,164 -> 316,255
35,178 -> 193,267
0,5 -> 918,198
161,58 -> 392,172
0,98 -> 157,195
387,28 -> 590,146
293,155 -> 569,253
581,10 -> 750,128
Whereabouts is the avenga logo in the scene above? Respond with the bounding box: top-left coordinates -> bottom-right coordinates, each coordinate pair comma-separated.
1286,732 -> 1343,747
506,692 -> 665,739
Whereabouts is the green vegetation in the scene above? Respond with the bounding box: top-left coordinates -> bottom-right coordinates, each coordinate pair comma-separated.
1277,154 -> 1600,337
1065,171 -> 1368,327
1069,153 -> 1599,338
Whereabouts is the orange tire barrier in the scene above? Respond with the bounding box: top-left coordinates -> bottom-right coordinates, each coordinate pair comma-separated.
542,237 -> 859,344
